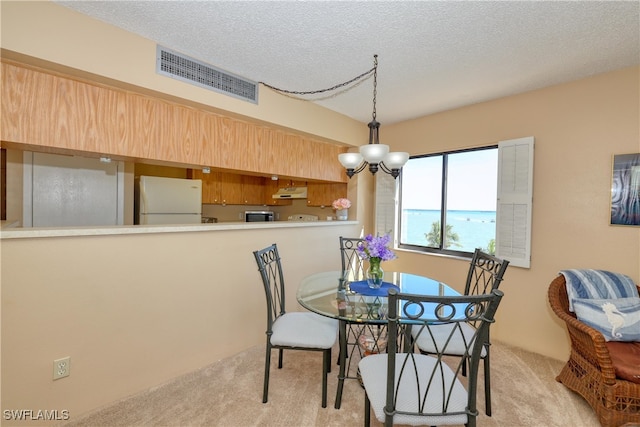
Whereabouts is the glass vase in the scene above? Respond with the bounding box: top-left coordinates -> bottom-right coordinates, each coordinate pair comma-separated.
366,258 -> 384,289
336,208 -> 348,221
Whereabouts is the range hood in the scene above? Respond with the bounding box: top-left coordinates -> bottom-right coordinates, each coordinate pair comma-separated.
272,187 -> 308,199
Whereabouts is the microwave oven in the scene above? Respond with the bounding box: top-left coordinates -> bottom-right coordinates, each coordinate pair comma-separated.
245,211 -> 275,222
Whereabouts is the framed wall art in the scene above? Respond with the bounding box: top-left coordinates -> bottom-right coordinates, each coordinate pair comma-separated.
610,153 -> 640,226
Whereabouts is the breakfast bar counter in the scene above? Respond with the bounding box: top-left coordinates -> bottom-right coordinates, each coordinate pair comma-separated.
0,220 -> 358,239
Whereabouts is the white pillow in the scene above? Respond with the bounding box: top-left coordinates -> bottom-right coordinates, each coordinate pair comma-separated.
573,297 -> 640,342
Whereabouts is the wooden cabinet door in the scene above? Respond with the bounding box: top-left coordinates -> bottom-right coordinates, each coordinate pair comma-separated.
191,170 -> 222,204
206,172 -> 222,204
242,175 -> 265,205
194,172 -> 265,205
288,179 -> 307,187
306,182 -> 347,207
219,173 -> 243,205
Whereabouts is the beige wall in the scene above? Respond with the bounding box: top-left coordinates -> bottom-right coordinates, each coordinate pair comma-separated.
2,0 -> 640,423
385,66 -> 640,359
1,224 -> 363,424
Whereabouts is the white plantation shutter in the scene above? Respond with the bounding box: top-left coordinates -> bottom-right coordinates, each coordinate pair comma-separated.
375,172 -> 397,242
496,136 -> 534,268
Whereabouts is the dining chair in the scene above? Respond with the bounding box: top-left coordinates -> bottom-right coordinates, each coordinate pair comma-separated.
253,243 -> 338,408
339,236 -> 366,278
359,288 -> 504,427
411,248 -> 509,416
337,237 -> 369,375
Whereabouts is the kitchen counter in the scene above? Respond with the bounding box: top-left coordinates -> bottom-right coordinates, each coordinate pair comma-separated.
0,220 -> 358,239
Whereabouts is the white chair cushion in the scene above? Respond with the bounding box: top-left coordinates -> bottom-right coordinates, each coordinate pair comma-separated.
359,353 -> 468,426
411,323 -> 486,357
271,312 -> 338,349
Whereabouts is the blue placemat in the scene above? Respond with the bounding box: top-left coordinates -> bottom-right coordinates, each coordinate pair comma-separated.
349,280 -> 400,296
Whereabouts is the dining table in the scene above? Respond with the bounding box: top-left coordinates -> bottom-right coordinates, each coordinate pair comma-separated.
296,270 -> 461,409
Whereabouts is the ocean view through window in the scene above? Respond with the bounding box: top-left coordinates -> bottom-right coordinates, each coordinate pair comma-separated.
399,147 -> 498,256
401,209 -> 496,253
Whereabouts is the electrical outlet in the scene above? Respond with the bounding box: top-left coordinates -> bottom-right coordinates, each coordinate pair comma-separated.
53,357 -> 70,380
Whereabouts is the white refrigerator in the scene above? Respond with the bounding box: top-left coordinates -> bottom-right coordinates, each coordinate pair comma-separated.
136,176 -> 202,225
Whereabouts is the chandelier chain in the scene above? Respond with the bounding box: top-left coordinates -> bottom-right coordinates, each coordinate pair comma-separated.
260,66 -> 375,96
372,54 -> 378,121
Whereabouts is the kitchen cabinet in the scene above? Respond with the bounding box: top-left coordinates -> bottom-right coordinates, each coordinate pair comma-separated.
217,173 -> 243,205
280,179 -> 307,188
192,170 -> 221,204
192,170 -> 265,205
2,60 -> 349,183
217,174 -> 267,205
241,175 -> 265,205
306,182 -> 347,207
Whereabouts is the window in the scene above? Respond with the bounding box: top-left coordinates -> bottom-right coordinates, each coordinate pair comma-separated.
376,137 -> 534,268
399,147 -> 499,256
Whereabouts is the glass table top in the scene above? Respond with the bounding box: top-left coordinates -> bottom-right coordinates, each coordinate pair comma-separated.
297,270 -> 460,323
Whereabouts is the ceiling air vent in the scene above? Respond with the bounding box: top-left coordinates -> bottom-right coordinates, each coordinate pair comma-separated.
156,46 -> 258,103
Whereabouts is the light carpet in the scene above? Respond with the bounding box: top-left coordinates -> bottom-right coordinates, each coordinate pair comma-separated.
63,341 -> 599,427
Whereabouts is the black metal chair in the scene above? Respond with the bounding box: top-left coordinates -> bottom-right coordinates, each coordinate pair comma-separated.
411,248 -> 509,416
253,243 -> 338,407
359,288 -> 504,427
337,236 -> 369,371
339,236 -> 366,279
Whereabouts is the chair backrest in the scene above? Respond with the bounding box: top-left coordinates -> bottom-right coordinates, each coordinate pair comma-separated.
548,274 -> 575,319
253,243 -> 286,330
464,248 -> 510,296
339,236 -> 365,279
385,288 -> 504,424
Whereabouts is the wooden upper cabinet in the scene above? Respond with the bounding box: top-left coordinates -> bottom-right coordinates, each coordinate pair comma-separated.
1,60 -> 349,182
217,120 -> 249,171
306,182 -> 348,207
241,175 -> 265,205
288,179 -> 307,187
314,143 -> 350,181
216,173 -> 242,205
124,92 -> 168,159
194,172 -> 265,205
1,62 -> 119,152
170,104 -> 205,164
191,170 -> 221,204
203,113 -> 230,167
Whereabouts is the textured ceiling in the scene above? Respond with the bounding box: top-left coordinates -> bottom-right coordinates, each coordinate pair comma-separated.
55,1 -> 640,125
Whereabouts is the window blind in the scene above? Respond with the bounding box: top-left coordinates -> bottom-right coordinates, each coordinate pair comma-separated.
375,172 -> 398,242
496,136 -> 534,268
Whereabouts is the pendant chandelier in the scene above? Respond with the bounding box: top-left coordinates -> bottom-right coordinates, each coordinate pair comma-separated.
338,55 -> 409,179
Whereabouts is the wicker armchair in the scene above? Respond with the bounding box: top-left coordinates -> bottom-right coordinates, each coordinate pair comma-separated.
548,274 -> 640,427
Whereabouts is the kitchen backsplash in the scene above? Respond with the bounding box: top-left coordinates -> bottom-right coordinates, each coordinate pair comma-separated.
202,199 -> 341,222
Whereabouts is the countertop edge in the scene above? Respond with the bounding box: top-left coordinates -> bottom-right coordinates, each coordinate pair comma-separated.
0,220 -> 359,239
